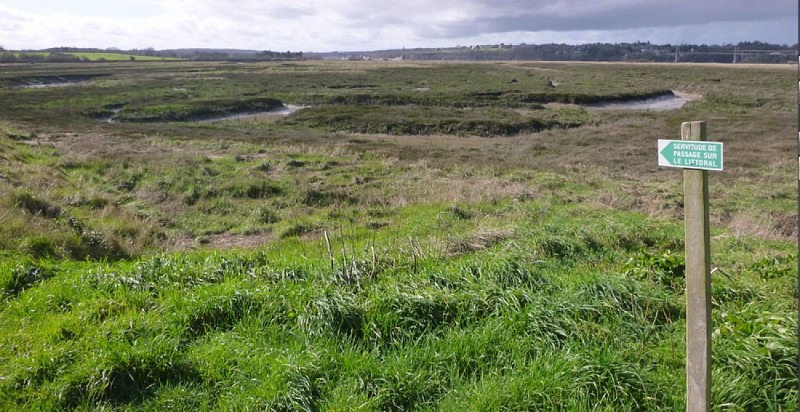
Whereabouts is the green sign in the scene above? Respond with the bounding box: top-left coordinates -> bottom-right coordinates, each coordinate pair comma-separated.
658,139 -> 723,171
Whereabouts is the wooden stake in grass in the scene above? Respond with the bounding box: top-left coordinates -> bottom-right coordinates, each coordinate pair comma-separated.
682,121 -> 712,412
324,230 -> 335,270
409,236 -> 418,273
371,244 -> 377,277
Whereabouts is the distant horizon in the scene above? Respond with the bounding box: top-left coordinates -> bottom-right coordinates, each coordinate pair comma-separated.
5,39 -> 797,55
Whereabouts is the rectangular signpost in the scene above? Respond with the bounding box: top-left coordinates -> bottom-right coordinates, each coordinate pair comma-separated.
659,121 -> 722,412
658,139 -> 723,171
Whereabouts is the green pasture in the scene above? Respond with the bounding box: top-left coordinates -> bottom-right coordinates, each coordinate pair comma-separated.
69,52 -> 182,61
8,51 -> 182,61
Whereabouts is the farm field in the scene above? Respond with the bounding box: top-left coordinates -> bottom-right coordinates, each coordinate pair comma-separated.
0,60 -> 796,410
8,52 -> 183,62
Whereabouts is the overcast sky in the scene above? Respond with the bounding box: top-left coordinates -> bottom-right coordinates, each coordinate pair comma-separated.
0,0 -> 796,52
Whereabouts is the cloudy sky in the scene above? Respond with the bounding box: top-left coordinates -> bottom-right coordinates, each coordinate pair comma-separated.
0,0 -> 796,52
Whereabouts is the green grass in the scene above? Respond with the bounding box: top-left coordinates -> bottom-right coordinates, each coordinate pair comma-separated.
67,52 -> 183,61
284,105 -> 593,136
112,96 -> 285,122
10,51 -> 182,61
0,60 -> 796,409
0,204 -> 794,410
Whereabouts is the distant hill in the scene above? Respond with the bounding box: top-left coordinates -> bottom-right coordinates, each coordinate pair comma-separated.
311,41 -> 798,64
0,47 -> 302,63
2,41 -> 796,63
160,48 -> 261,56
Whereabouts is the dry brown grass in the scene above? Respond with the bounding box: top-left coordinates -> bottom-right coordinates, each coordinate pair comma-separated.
445,227 -> 515,256
2,60 -> 796,255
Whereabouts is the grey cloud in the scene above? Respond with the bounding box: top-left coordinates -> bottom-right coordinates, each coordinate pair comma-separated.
418,0 -> 795,38
270,6 -> 314,19
0,0 -> 794,51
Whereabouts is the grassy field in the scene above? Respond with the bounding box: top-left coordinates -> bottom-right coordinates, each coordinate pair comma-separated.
10,52 -> 183,61
0,60 -> 796,410
67,52 -> 183,62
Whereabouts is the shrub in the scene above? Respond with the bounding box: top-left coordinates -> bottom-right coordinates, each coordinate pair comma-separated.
20,236 -> 58,258
0,261 -> 53,298
13,192 -> 62,218
623,249 -> 685,292
252,206 -> 280,224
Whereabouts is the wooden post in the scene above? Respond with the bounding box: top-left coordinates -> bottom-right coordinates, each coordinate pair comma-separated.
796,52 -> 800,412
682,121 -> 711,412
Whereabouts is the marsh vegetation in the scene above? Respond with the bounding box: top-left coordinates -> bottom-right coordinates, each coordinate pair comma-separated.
0,60 -> 795,410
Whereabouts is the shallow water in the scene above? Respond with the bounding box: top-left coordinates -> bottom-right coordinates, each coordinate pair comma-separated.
102,105 -> 302,124
591,92 -> 696,111
21,81 -> 77,89
197,105 -> 302,123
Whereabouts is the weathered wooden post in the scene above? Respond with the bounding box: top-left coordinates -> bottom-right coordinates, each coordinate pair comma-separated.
796,51 -> 800,412
682,121 -> 711,412
658,121 -> 723,412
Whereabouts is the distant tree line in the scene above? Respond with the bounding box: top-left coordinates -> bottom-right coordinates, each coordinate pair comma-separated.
0,52 -> 91,63
155,49 -> 304,61
0,46 -> 305,63
321,41 -> 797,64
2,42 -> 795,64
